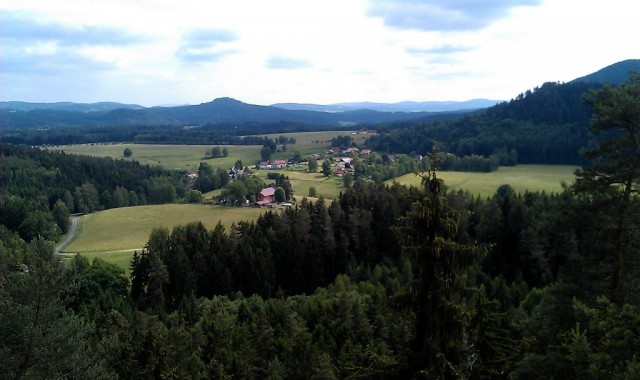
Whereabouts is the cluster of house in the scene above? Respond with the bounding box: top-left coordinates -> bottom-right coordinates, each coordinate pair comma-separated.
257,159 -> 288,170
328,147 -> 371,155
328,147 -> 373,176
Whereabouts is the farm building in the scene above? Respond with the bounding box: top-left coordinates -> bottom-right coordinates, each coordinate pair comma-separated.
257,187 -> 276,206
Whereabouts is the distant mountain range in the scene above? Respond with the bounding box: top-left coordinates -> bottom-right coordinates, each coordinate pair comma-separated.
571,59 -> 640,85
1,59 -> 638,130
270,99 -> 500,113
0,97 -> 476,129
0,101 -> 144,113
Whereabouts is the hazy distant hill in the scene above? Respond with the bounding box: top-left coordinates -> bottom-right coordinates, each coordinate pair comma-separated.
0,101 -> 144,113
272,99 -> 500,113
0,97 -> 464,129
571,59 -> 640,85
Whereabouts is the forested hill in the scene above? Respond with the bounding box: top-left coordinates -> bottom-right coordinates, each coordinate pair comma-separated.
571,59 -> 640,85
367,81 -> 598,165
0,97 -> 463,130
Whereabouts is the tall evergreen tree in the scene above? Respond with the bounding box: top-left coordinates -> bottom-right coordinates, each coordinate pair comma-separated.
394,147 -> 488,378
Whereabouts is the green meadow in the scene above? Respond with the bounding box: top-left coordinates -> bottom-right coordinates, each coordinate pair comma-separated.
254,168 -> 346,199
55,143 -> 261,172
62,204 -> 266,270
390,165 -> 578,198
54,130 -> 365,171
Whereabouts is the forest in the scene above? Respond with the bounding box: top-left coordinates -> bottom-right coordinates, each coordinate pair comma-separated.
366,81 -> 597,165
1,75 -> 639,379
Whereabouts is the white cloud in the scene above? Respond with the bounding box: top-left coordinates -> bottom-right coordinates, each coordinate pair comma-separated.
367,0 -> 541,32
0,0 -> 638,106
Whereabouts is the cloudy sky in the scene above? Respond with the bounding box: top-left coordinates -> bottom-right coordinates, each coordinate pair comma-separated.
1,0 -> 638,106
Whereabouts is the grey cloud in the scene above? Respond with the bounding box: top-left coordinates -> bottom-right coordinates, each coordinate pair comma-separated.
265,56 -> 312,69
178,49 -> 237,63
406,45 -> 473,56
0,47 -> 115,76
182,29 -> 237,48
367,0 -> 541,32
0,11 -> 151,46
176,28 -> 238,63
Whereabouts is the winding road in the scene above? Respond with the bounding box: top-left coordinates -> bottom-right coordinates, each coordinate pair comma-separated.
55,215 -> 80,255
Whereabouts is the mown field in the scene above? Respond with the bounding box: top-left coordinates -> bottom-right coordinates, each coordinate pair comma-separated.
62,204 -> 266,271
390,165 -> 578,198
54,130 -> 365,171
254,168 -> 346,199
64,204 -> 266,253
54,143 -> 261,172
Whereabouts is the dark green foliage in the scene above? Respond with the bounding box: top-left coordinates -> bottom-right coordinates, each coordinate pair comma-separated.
573,73 -> 640,303
393,149 -> 488,378
123,147 -> 132,157
0,143 -> 182,241
0,238 -> 115,379
308,158 -> 318,172
261,146 -> 272,161
322,159 -> 332,176
4,76 -> 640,378
367,81 -> 596,165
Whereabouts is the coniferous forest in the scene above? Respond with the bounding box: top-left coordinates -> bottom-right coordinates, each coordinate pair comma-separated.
1,75 -> 640,379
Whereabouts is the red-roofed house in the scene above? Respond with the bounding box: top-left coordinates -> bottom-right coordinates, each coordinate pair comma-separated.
257,187 -> 276,205
259,161 -> 272,170
272,160 -> 287,169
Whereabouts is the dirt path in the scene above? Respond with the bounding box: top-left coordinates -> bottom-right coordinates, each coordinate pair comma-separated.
55,215 -> 80,255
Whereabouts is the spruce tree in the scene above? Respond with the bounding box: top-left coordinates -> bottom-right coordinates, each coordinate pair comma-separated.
394,147 -> 488,378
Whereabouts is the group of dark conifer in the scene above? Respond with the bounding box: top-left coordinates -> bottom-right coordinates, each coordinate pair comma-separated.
1,75 -> 640,378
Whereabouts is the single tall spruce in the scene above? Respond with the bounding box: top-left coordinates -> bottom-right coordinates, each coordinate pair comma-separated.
394,147 -> 487,378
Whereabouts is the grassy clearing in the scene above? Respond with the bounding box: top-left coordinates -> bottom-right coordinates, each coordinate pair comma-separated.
260,130 -> 369,159
53,131 -> 365,172
64,204 -> 266,253
254,169 -> 346,199
390,165 -> 578,198
62,204 -> 266,272
80,250 -> 137,276
54,143 -> 261,172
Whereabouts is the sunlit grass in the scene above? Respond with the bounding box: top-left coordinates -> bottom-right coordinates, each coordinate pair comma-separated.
63,204 -> 266,253
390,165 -> 578,198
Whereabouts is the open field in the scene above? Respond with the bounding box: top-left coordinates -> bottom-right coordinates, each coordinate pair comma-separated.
54,143 -> 262,171
53,131 -> 363,171
64,204 -> 266,253
261,130 -> 369,160
79,250 -> 137,275
390,165 -> 579,198
254,169 -> 346,199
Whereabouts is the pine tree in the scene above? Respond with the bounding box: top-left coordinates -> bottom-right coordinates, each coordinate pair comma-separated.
573,73 -> 640,303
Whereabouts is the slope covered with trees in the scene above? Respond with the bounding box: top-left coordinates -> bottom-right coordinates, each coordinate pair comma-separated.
1,74 -> 640,379
367,81 -> 597,165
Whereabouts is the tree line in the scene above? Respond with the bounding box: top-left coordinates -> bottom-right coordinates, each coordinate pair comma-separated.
0,144 -> 183,242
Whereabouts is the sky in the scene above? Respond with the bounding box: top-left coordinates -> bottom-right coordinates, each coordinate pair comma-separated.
1,0 -> 638,107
